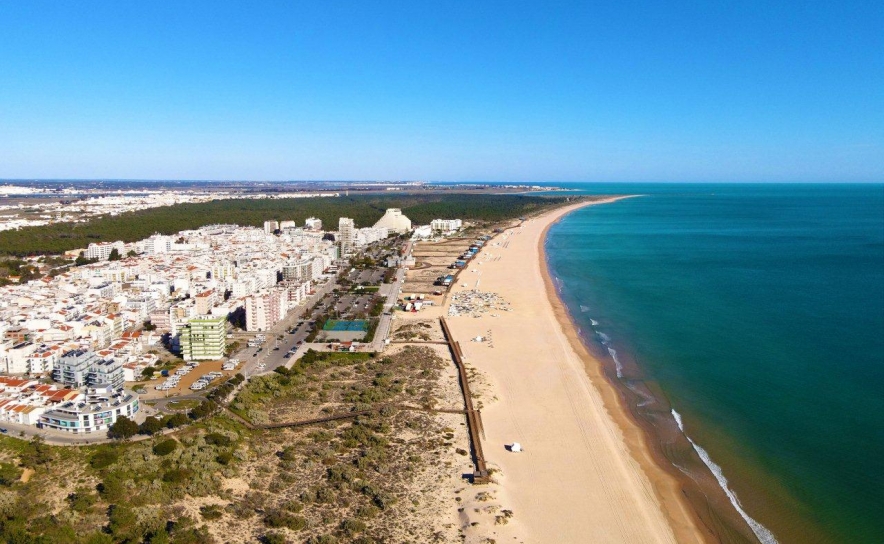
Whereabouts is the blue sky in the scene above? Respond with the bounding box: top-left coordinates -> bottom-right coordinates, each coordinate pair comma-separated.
0,1 -> 881,182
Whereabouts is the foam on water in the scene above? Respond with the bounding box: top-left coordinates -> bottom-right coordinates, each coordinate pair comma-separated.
580,304 -> 591,313
671,409 -> 779,544
594,330 -> 624,377
590,318 -> 599,326
607,347 -> 624,378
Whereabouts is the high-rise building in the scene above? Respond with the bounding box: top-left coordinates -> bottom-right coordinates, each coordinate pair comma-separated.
264,220 -> 279,234
305,217 -> 322,231
179,317 -> 226,361
338,217 -> 355,254
244,289 -> 288,331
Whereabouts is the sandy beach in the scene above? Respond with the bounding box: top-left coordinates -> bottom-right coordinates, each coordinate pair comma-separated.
443,198 -> 706,543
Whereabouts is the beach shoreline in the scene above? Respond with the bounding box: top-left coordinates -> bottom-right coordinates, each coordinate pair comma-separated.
442,196 -> 708,543
537,198 -> 714,544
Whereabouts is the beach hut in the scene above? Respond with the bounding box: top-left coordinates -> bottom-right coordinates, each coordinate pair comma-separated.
510,442 -> 522,453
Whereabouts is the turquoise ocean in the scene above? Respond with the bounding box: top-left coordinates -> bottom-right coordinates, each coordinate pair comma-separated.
541,184 -> 884,544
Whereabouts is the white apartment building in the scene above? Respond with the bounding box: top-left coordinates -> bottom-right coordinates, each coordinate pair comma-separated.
282,258 -> 313,282
264,220 -> 279,234
355,227 -> 389,247
39,385 -> 139,434
305,217 -> 322,231
339,218 -> 356,254
5,342 -> 36,374
245,289 -> 288,331
143,234 -> 172,255
85,241 -> 125,261
431,218 -> 463,232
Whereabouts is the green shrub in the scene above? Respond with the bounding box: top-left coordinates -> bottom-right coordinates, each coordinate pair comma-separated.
0,462 -> 21,486
153,439 -> 178,456
139,416 -> 164,435
89,448 -> 119,469
162,468 -> 192,484
216,451 -> 234,465
108,504 -> 138,540
261,532 -> 287,544
200,504 -> 224,520
263,510 -> 307,531
165,412 -> 189,428
188,400 -> 216,420
108,416 -> 139,439
204,432 -> 232,447
355,504 -> 379,519
340,518 -> 366,536
67,487 -> 97,513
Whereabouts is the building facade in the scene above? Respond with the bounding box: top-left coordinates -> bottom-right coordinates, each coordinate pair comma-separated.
245,289 -> 287,332
179,317 -> 226,361
372,208 -> 411,234
431,218 -> 463,232
39,385 -> 139,434
52,349 -> 124,389
338,217 -> 356,254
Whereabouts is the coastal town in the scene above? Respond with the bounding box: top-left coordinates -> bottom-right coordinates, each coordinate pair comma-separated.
0,206 -> 469,441
0,186 -> 726,543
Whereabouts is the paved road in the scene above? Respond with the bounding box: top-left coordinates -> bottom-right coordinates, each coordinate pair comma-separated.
369,268 -> 406,351
234,277 -> 338,378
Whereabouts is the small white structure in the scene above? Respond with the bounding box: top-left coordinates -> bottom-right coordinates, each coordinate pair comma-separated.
510,442 -> 522,453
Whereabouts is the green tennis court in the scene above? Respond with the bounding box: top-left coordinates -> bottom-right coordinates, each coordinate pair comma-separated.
323,320 -> 369,331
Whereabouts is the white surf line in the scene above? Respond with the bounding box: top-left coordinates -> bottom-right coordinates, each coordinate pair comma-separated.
671,409 -> 779,544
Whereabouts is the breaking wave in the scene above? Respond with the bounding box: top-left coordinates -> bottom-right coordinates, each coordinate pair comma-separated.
671,409 -> 779,544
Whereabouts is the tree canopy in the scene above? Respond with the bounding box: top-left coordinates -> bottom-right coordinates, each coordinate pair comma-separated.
0,193 -> 571,256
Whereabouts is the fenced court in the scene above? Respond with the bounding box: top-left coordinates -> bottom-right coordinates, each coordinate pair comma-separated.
323,319 -> 369,332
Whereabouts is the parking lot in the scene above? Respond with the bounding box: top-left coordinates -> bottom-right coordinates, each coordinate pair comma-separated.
349,268 -> 386,285
330,293 -> 376,318
139,359 -> 243,399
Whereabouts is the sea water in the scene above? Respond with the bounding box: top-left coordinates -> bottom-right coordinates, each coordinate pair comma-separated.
544,183 -> 884,544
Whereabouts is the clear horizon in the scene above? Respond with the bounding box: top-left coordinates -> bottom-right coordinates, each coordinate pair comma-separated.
1,2 -> 881,182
